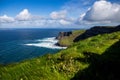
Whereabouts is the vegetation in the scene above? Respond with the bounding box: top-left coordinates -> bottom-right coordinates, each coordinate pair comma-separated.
0,31 -> 120,80
58,30 -> 85,46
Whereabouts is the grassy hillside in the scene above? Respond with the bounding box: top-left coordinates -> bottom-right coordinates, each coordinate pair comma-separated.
0,31 -> 120,80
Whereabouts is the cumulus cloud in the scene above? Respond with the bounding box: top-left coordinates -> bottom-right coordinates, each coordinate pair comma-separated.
0,9 -> 75,28
2,0 -> 120,28
16,9 -> 31,21
50,10 -> 67,19
83,0 -> 120,22
0,15 -> 14,23
1,0 -> 120,28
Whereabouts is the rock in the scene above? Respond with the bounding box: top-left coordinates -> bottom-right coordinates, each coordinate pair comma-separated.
55,31 -> 72,47
56,31 -> 72,40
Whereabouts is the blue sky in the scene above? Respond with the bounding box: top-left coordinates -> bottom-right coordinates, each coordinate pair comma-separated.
0,0 -> 70,16
0,0 -> 120,28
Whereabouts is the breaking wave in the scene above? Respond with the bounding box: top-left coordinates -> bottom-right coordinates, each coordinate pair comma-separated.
24,37 -> 67,49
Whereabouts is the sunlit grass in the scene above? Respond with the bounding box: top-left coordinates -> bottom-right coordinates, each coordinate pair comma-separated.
0,31 -> 120,80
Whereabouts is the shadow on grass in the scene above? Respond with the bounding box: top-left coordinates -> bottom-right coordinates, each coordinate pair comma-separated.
74,25 -> 120,42
71,40 -> 120,80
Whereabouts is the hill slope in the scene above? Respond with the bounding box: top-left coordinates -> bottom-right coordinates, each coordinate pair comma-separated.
0,31 -> 120,80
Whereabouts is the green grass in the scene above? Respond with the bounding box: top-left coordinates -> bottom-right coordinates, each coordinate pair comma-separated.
0,31 -> 120,80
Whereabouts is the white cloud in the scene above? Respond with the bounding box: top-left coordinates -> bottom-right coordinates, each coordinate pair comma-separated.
62,0 -> 92,18
50,10 -> 67,19
1,0 -> 120,28
0,9 -> 76,28
100,0 -> 107,1
83,0 -> 120,22
59,19 -> 71,25
50,10 -> 74,26
0,15 -> 14,23
16,9 -> 31,21
79,13 -> 86,21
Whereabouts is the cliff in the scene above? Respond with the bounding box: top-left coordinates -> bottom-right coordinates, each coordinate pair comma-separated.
56,31 -> 72,40
74,25 -> 120,42
56,25 -> 120,47
1,29 -> 120,80
56,30 -> 85,47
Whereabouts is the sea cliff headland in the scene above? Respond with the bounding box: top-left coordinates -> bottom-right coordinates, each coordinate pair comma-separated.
1,25 -> 120,80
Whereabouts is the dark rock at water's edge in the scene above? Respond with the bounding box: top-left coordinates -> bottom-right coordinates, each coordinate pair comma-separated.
74,25 -> 120,42
55,42 -> 67,47
56,31 -> 72,40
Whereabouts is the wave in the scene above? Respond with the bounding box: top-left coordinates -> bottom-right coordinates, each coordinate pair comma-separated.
24,37 -> 67,49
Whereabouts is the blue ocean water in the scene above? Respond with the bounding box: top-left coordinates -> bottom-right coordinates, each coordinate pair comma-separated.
0,28 -> 76,64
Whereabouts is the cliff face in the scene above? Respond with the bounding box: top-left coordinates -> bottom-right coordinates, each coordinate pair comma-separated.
56,31 -> 72,40
55,31 -> 72,47
74,25 -> 120,42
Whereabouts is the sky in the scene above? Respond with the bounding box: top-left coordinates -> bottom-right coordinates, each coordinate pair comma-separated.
0,0 -> 120,28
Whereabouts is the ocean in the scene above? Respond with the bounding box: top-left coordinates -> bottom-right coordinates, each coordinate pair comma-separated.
0,28 -> 76,64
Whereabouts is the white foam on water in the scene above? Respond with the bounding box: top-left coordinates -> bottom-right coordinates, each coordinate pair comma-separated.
24,37 -> 67,49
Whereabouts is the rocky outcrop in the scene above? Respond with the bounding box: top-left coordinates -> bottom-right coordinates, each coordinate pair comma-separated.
74,25 -> 120,42
55,31 -> 72,47
56,31 -> 72,40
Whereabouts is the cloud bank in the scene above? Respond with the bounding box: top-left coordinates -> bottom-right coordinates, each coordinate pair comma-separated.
0,0 -> 120,28
0,9 -> 74,28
